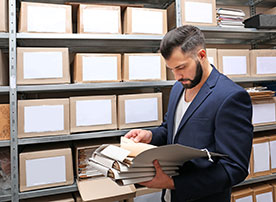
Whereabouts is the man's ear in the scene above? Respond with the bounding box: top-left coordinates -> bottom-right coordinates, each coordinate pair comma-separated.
198,49 -> 206,60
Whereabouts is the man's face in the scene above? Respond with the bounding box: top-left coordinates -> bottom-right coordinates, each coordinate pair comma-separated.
166,47 -> 203,89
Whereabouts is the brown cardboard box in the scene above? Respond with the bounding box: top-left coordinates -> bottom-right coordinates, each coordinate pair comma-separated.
252,137 -> 271,177
19,146 -> 74,192
272,182 -> 276,202
117,93 -> 163,129
74,54 -> 121,83
263,7 -> 276,15
252,98 -> 276,126
231,187 -> 254,202
0,0 -> 8,32
246,151 -> 253,180
250,50 -> 276,77
218,49 -> 250,77
17,48 -> 70,85
0,49 -> 9,86
78,4 -> 121,34
123,7 -> 167,35
22,193 -> 74,202
252,184 -> 273,202
18,2 -> 72,33
123,53 -> 166,81
0,104 -> 9,140
70,95 -> 117,133
269,135 -> 276,174
18,99 -> 70,138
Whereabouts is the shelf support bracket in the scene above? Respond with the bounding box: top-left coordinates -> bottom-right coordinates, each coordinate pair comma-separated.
249,0 -> 263,16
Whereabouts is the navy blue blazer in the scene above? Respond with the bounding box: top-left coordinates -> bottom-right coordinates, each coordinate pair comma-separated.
150,67 -> 253,202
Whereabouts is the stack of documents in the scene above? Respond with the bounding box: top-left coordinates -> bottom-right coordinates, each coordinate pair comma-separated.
246,87 -> 275,100
217,8 -> 245,28
89,137 -> 224,185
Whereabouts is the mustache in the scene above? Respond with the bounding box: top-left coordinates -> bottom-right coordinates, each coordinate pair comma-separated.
178,78 -> 192,82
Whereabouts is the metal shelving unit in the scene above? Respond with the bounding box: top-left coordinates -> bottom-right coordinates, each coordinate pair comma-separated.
0,140 -> 10,147
235,173 -> 276,187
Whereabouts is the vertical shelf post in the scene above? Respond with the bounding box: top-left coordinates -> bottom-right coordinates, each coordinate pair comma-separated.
175,0 -> 182,27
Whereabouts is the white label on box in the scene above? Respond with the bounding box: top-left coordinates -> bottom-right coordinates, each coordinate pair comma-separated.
23,52 -> 63,79
208,57 -> 214,65
125,98 -> 158,124
26,156 -> 66,187
82,56 -> 118,81
76,99 -> 112,126
256,192 -> 273,202
24,105 -> 64,133
253,142 -> 270,173
185,2 -> 213,23
256,57 -> 276,74
222,56 -> 247,75
27,6 -> 66,33
236,196 -> 253,202
270,140 -> 276,169
83,8 -> 119,33
129,55 -> 161,80
252,103 -> 275,124
132,9 -> 163,34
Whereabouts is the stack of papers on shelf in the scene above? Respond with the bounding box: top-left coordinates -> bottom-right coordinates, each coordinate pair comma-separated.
89,137 -> 225,186
217,8 -> 245,28
246,87 -> 275,100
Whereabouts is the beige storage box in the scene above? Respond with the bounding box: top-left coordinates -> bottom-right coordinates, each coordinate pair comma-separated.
18,99 -> 70,138
231,188 -> 254,202
22,193 -> 74,202
118,93 -> 162,129
0,104 -> 9,140
78,4 -> 121,34
19,146 -> 74,192
0,0 -> 8,32
17,48 -> 70,85
124,7 -> 167,35
70,95 -> 117,133
252,184 -> 274,202
218,49 -> 250,77
19,2 -> 72,33
250,50 -> 276,77
252,98 -> 276,126
269,135 -> 276,174
74,54 -> 121,83
263,7 -> 276,15
0,49 -> 8,86
246,151 -> 253,180
123,53 -> 166,81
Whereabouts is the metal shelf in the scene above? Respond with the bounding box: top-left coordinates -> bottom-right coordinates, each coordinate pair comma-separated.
0,86 -> 9,94
217,0 -> 276,7
0,140 -> 10,147
0,194 -> 11,202
234,173 -> 276,187
254,124 -> 276,132
232,76 -> 276,83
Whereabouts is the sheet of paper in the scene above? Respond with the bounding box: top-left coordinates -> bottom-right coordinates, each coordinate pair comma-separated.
82,56 -> 118,81
125,98 -> 158,124
76,99 -> 112,126
208,56 -> 214,65
24,105 -> 64,133
256,57 -> 276,74
83,8 -> 119,33
270,140 -> 276,169
128,55 -> 161,80
252,103 -> 275,124
132,9 -> 163,34
256,192 -> 273,202
26,156 -> 66,187
253,142 -> 270,173
101,145 -> 130,162
23,52 -> 63,79
27,6 -> 66,33
185,2 -> 213,23
235,196 -> 253,202
222,56 -> 247,75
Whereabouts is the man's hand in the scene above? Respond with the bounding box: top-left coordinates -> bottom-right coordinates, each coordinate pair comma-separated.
124,129 -> 152,143
139,160 -> 175,189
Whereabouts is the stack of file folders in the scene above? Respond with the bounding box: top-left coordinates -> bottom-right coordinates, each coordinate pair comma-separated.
89,137 -> 225,186
217,8 -> 245,28
246,87 -> 275,100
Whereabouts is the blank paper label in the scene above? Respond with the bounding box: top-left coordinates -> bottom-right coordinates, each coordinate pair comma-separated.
82,56 -> 118,81
208,57 -> 214,65
236,196 -> 253,202
83,8 -> 119,33
256,57 -> 276,74
24,105 -> 64,133
252,103 -> 275,124
125,98 -> 158,124
27,6 -> 66,33
129,55 -> 161,80
23,52 -> 63,79
132,9 -> 163,34
256,192 -> 273,202
185,2 -> 213,23
270,140 -> 276,169
26,156 -> 66,187
253,142 -> 270,173
76,99 -> 112,126
222,56 -> 247,75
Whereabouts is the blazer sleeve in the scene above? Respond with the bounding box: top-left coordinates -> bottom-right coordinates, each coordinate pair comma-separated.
172,89 -> 253,201
149,112 -> 168,146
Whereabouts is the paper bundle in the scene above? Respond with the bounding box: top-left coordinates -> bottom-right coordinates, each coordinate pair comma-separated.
246,87 -> 275,100
217,8 -> 245,28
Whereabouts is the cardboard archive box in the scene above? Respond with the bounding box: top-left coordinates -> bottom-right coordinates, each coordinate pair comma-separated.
252,137 -> 271,177
269,135 -> 276,174
19,146 -> 74,192
17,48 -> 70,85
231,188 -> 254,202
218,49 -> 250,77
0,0 -> 8,32
0,49 -> 9,86
263,7 -> 276,15
123,53 -> 166,81
19,2 -> 72,33
18,99 -> 70,138
272,182 -> 276,202
22,193 -> 74,202
252,98 -> 276,126
0,104 -> 9,140
252,184 -> 274,202
117,93 -> 163,129
250,49 -> 276,77
74,54 -> 121,83
78,4 -> 121,34
124,7 -> 167,35
70,95 -> 117,133
246,151 -> 253,180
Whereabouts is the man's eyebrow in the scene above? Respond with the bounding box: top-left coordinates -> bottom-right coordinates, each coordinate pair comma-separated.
166,63 -> 187,70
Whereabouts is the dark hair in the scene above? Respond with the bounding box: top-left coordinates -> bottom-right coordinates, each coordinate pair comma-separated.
160,25 -> 206,59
